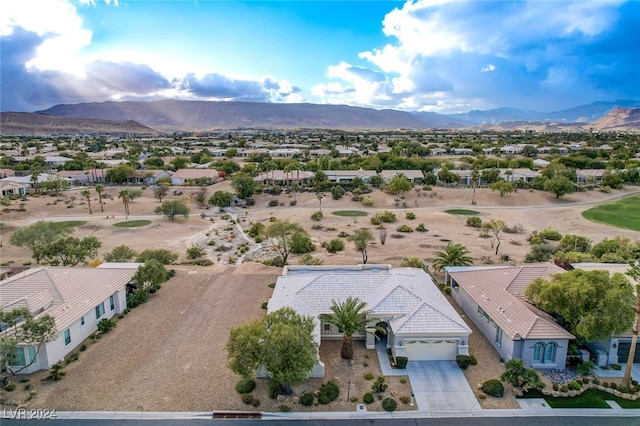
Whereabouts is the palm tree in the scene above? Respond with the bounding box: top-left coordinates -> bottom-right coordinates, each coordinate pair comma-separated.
118,190 -> 130,220
316,192 -> 325,213
471,168 -> 480,205
319,297 -> 385,360
82,189 -> 92,214
95,184 -> 105,213
432,242 -> 474,273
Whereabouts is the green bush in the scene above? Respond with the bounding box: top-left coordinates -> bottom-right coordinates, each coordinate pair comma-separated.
318,381 -> 340,404
559,385 -> 568,392
415,223 -> 427,232
396,224 -> 413,233
322,238 -> 345,253
469,355 -> 478,365
252,398 -> 261,408
268,199 -> 279,207
576,360 -> 595,376
610,382 -> 618,390
289,232 -> 315,254
395,356 -> 408,369
271,256 -> 285,267
382,397 -> 397,412
399,396 -> 410,405
261,302 -> 268,309
406,212 -> 416,220
5,382 -> 16,391
241,393 -> 254,405
363,372 -> 374,380
279,405 -> 291,412
310,211 -> 323,221
466,216 -> 483,228
602,382 -> 609,388
300,392 -> 315,406
331,186 -> 345,200
612,364 -> 622,371
539,227 -> 562,241
371,376 -> 388,393
97,318 -> 116,333
568,380 -> 582,391
482,379 -> 504,397
268,379 -> 284,399
361,197 -> 374,206
371,210 -> 397,225
236,378 -> 256,394
363,393 -> 374,404
456,355 -> 472,369
592,378 -> 601,385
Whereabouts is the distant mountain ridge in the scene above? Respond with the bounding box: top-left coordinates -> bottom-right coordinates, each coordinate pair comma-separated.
0,112 -> 159,136
17,99 -> 640,133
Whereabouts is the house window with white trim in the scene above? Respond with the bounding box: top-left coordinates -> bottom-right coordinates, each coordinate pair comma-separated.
533,342 -> 543,362
324,324 -> 330,332
544,343 -> 556,363
14,346 -> 37,367
64,329 -> 71,346
495,327 -> 503,348
95,302 -> 105,320
110,295 -> 115,311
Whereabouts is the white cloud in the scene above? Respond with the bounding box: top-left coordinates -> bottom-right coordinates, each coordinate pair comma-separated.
481,64 -> 496,73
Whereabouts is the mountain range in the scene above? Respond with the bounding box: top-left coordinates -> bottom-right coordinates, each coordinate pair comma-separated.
0,99 -> 638,135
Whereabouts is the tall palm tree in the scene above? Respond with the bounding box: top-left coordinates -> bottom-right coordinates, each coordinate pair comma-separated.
432,242 -> 474,273
319,297 -> 385,360
471,168 -> 480,205
82,189 -> 92,215
316,192 -> 325,213
118,190 -> 130,220
95,184 -> 105,213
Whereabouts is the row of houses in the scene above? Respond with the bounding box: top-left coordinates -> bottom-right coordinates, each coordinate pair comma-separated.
436,168 -> 618,186
2,262 -> 636,376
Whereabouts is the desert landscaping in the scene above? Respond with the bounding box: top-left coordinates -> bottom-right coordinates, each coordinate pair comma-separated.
1,180 -> 639,413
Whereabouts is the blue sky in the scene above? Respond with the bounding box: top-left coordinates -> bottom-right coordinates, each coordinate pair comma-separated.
2,0 -> 639,113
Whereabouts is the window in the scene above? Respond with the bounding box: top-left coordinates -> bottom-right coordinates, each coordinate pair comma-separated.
495,327 -> 503,348
95,302 -> 105,320
110,295 -> 115,311
13,346 -> 37,367
80,316 -> 85,326
533,342 -> 543,362
64,329 -> 71,346
544,343 -> 556,363
324,324 -> 330,332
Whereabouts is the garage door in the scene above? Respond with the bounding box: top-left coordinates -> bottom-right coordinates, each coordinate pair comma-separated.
405,339 -> 458,361
617,341 -> 640,364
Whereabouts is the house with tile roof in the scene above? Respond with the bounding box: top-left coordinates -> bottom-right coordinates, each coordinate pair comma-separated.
267,265 -> 472,377
445,264 -> 575,370
0,264 -> 138,374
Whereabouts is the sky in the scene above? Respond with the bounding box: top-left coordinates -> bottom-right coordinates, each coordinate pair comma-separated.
2,0 -> 639,114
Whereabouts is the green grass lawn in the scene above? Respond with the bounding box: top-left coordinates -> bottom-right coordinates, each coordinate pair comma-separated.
52,220 -> 86,229
112,220 -> 152,228
582,194 -> 640,231
519,388 -> 640,409
331,210 -> 369,217
444,209 -> 480,216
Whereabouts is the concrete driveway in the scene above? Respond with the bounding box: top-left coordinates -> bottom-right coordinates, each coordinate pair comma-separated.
406,361 -> 481,412
375,343 -> 480,411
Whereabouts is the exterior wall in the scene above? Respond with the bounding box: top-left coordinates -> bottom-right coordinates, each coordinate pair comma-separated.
520,339 -> 569,370
451,285 -> 514,362
12,289 -> 126,373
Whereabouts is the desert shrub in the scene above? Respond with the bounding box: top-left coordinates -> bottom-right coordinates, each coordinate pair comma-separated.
395,356 -> 408,369
396,224 -> 413,233
80,343 -> 87,351
552,383 -> 559,391
241,393 -> 254,405
318,381 -> 340,404
371,376 -> 388,393
289,232 -> 315,254
363,393 -> 374,404
466,216 -> 482,228
576,360 -> 596,376
300,392 -> 315,406
247,222 -> 265,237
298,254 -> 323,265
539,228 -> 562,241
279,405 -> 291,412
322,238 -> 345,253
382,397 -> 397,412
236,378 -> 256,394
582,377 -> 590,384
362,197 -> 374,206
136,248 -> 178,265
350,396 -> 359,403
568,380 -> 582,391
363,372 -> 374,380
268,199 -> 279,207
399,378 -> 407,384
252,398 -> 261,408
371,210 -> 397,225
268,379 -> 284,399
271,255 -> 285,267
245,198 -> 255,206
456,355 -> 472,369
612,364 -> 622,371
331,186 -> 345,200
602,381 -> 609,388
310,211 -> 323,221
406,212 -> 416,220
469,355 -> 478,365
592,378 -> 601,385
97,318 -> 116,333
559,385 -> 568,392
261,302 -> 268,309
5,382 -> 16,391
399,396 -> 410,405
400,257 -> 425,269
482,379 -> 504,397
415,223 -> 427,232
186,245 -> 205,259
610,382 -> 618,390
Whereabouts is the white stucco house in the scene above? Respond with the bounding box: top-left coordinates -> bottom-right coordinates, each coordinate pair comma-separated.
267,265 -> 472,377
445,264 -> 575,370
0,264 -> 139,374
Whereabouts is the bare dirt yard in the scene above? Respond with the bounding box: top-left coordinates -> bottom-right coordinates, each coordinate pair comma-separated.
1,182 -> 639,412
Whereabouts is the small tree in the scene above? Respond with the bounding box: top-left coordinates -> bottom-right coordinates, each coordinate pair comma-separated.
544,175 -> 575,199
131,259 -> 169,291
386,176 -> 412,195
0,308 -> 57,387
209,190 -> 234,212
349,229 -> 374,264
186,245 -> 206,259
153,185 -> 169,203
226,320 -> 264,379
490,180 -> 514,197
155,200 -> 190,221
10,221 -> 72,250
104,245 -> 137,262
266,219 -> 305,264
501,358 -> 542,388
483,219 -> 507,255
136,248 -> 179,265
118,190 -> 130,219
32,236 -> 101,266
